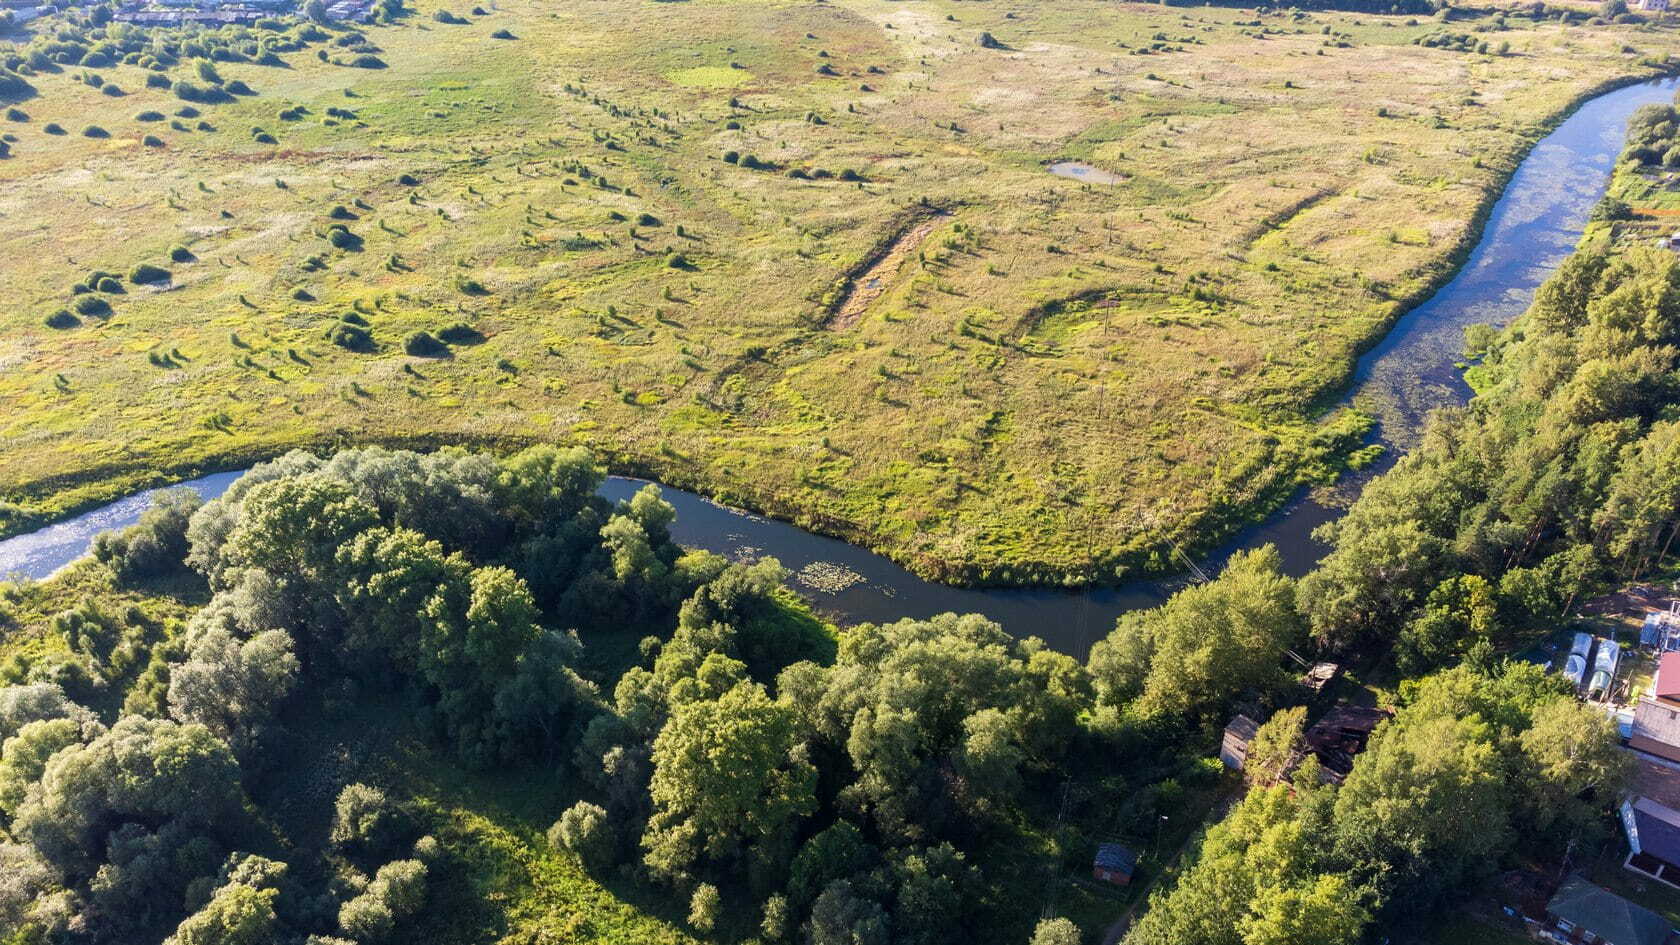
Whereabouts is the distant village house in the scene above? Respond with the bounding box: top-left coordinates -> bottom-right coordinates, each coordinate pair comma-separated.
1091,843 -> 1136,887
1538,875 -> 1678,945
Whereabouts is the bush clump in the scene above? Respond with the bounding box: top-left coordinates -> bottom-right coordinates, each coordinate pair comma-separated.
73,295 -> 111,317
4,107 -> 26,122
134,110 -> 165,122
549,802 -> 615,870
433,9 -> 468,23
141,134 -> 164,148
43,123 -> 66,135
169,245 -> 196,263
435,322 -> 482,344
327,321 -> 374,352
82,125 -> 109,138
91,488 -> 201,581
491,28 -> 516,39
325,225 -> 362,250
403,330 -> 448,357
129,263 -> 171,284
43,309 -> 79,329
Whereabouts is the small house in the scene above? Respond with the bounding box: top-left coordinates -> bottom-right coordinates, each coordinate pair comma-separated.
1631,699 -> 1680,765
1092,843 -> 1136,887
1623,796 -> 1680,888
1302,705 -> 1390,785
1220,714 -> 1260,770
1539,875 -> 1678,945
1656,653 -> 1680,708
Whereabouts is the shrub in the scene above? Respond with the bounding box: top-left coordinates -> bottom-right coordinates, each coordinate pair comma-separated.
225,80 -> 255,96
636,212 -> 660,226
491,29 -> 515,39
0,71 -> 34,102
549,802 -> 615,869
688,884 -> 720,933
328,205 -> 356,220
135,110 -> 166,122
129,263 -> 171,284
141,134 -> 164,148
145,73 -> 171,89
327,321 -> 374,351
82,125 -> 109,138
291,288 -> 315,301
73,295 -> 111,317
176,105 -> 201,118
169,245 -> 196,263
349,55 -> 386,69
253,131 -> 277,144
90,487 -> 200,581
173,80 -> 229,103
725,120 -> 741,130
435,322 -> 482,344
325,225 -> 362,250
433,9 -> 467,23
43,123 -> 65,135
403,331 -> 448,357
331,783 -> 408,855
43,310 -> 79,329
100,84 -> 124,97
397,173 -> 420,186
4,107 -> 25,122
96,277 -> 124,294
455,276 -> 488,295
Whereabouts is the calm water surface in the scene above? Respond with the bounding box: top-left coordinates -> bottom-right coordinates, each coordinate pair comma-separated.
3,79 -> 1675,656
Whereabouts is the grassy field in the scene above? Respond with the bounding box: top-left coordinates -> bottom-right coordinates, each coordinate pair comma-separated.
2,0 -> 1678,585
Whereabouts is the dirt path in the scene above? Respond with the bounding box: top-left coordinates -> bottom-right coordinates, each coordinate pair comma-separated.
825,214 -> 944,330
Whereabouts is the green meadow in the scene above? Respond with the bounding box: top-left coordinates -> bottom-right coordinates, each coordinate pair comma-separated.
3,0 -> 1677,583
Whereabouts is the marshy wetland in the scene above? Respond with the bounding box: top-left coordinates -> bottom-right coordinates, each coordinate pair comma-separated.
4,0 -> 1680,590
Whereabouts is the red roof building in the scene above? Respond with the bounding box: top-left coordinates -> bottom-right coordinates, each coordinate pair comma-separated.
1657,652 -> 1680,707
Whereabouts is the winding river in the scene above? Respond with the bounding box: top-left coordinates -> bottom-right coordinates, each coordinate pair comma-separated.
2,78 -> 1676,655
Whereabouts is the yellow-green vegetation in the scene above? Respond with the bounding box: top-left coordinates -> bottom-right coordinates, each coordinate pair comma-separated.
4,0 -> 1680,583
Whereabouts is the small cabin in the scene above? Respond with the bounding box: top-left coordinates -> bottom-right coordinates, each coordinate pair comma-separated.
1220,714 -> 1260,770
1092,843 -> 1136,887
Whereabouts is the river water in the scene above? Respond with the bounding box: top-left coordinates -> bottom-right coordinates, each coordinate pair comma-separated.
2,78 -> 1674,655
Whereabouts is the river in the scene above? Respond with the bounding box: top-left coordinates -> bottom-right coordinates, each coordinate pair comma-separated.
2,78 -> 1675,656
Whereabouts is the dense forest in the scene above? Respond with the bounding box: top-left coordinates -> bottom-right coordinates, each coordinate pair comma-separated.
0,444 -> 1221,945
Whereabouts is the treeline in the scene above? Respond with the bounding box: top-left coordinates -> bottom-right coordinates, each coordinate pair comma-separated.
1118,137 -> 1680,941
0,445 -> 1226,945
1301,244 -> 1680,673
1124,665 -> 1626,945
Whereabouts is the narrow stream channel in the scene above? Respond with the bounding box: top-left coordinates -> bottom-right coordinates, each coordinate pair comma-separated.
2,78 -> 1675,656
